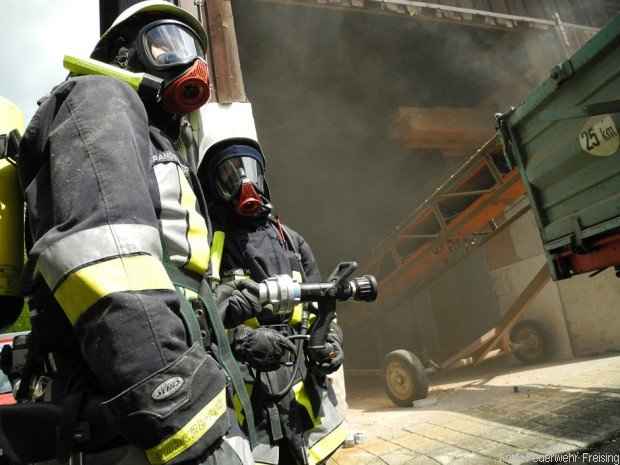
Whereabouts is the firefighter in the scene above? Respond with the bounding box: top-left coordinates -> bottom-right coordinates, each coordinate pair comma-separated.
12,2 -> 253,464
197,103 -> 347,465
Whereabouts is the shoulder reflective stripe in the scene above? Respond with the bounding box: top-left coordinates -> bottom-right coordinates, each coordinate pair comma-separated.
242,317 -> 260,329
178,172 -> 210,275
54,254 -> 174,325
36,224 -> 162,291
293,381 -> 321,428
145,388 -> 227,465
307,422 -> 347,465
210,231 -> 225,282
155,163 -> 190,268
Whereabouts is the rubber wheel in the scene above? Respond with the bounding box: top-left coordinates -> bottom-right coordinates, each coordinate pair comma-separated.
384,350 -> 429,407
510,320 -> 550,365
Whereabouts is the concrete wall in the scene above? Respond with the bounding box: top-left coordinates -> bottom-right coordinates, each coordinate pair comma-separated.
557,268 -> 620,356
485,210 -> 574,361
485,207 -> 620,360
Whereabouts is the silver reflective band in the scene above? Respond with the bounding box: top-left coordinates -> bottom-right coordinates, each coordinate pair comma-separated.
258,274 -> 301,316
36,224 -> 163,290
155,163 -> 190,267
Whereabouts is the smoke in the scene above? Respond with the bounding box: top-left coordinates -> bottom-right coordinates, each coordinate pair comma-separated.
233,1 -> 568,271
232,0 -> 611,367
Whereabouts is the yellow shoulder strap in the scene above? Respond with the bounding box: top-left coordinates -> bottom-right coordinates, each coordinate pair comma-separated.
209,230 -> 225,283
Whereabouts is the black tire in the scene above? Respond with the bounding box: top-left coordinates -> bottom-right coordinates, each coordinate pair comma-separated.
384,350 -> 429,407
510,320 -> 550,365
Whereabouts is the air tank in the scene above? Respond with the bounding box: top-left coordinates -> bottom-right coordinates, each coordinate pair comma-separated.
0,96 -> 25,328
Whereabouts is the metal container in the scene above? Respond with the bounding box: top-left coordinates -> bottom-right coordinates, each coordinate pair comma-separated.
499,14 -> 620,280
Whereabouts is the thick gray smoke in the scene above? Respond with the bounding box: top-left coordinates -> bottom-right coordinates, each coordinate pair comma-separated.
233,1 -> 566,270
232,0 -> 616,367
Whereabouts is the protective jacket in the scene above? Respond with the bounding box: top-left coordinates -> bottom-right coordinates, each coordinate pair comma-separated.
15,75 -> 252,465
212,208 -> 346,465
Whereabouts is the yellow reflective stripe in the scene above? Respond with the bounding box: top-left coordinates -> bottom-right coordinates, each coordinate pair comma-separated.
146,388 -> 227,465
178,174 -> 209,275
307,422 -> 347,465
293,381 -> 321,428
289,305 -> 303,326
242,317 -> 260,329
54,254 -> 174,325
63,55 -> 145,90
232,383 -> 254,425
289,307 -> 317,327
210,231 -> 225,282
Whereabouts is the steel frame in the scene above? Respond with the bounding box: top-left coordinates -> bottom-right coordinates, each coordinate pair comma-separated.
255,0 -> 599,34
362,135 -> 528,310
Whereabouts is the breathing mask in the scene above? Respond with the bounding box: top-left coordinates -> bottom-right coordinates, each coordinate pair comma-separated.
135,20 -> 209,113
208,145 -> 270,217
136,20 -> 210,113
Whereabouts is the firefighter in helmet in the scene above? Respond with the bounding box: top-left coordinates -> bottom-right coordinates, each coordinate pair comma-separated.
10,2 -> 254,464
197,102 -> 347,465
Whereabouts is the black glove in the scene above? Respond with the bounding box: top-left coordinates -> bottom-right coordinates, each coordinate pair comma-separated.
231,326 -> 296,372
215,279 -> 262,328
308,322 -> 344,376
308,340 -> 344,377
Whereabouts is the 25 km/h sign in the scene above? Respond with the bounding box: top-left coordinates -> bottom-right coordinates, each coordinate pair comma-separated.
579,114 -> 620,157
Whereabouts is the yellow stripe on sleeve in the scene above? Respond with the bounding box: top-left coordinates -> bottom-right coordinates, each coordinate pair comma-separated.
178,174 -> 210,276
308,423 -> 347,465
54,254 -> 174,325
146,388 -> 227,465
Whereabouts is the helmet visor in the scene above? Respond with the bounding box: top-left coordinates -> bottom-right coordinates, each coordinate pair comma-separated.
215,157 -> 265,200
143,23 -> 204,68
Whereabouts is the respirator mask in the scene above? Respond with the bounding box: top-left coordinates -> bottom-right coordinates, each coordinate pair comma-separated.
214,155 -> 268,217
137,19 -> 210,113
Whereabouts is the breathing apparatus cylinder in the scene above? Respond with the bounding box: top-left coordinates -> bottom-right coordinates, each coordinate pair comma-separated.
0,97 -> 25,328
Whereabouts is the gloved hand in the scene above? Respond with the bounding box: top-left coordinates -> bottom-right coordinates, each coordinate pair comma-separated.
215,279 -> 262,328
308,322 -> 344,376
231,326 -> 296,372
308,340 -> 344,377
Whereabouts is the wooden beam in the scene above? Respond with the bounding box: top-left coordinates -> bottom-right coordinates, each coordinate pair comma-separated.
202,0 -> 247,103
392,106 -> 496,156
438,261 -> 549,369
440,327 -> 497,369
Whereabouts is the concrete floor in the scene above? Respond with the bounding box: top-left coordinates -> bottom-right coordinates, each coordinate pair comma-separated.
329,354 -> 620,464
